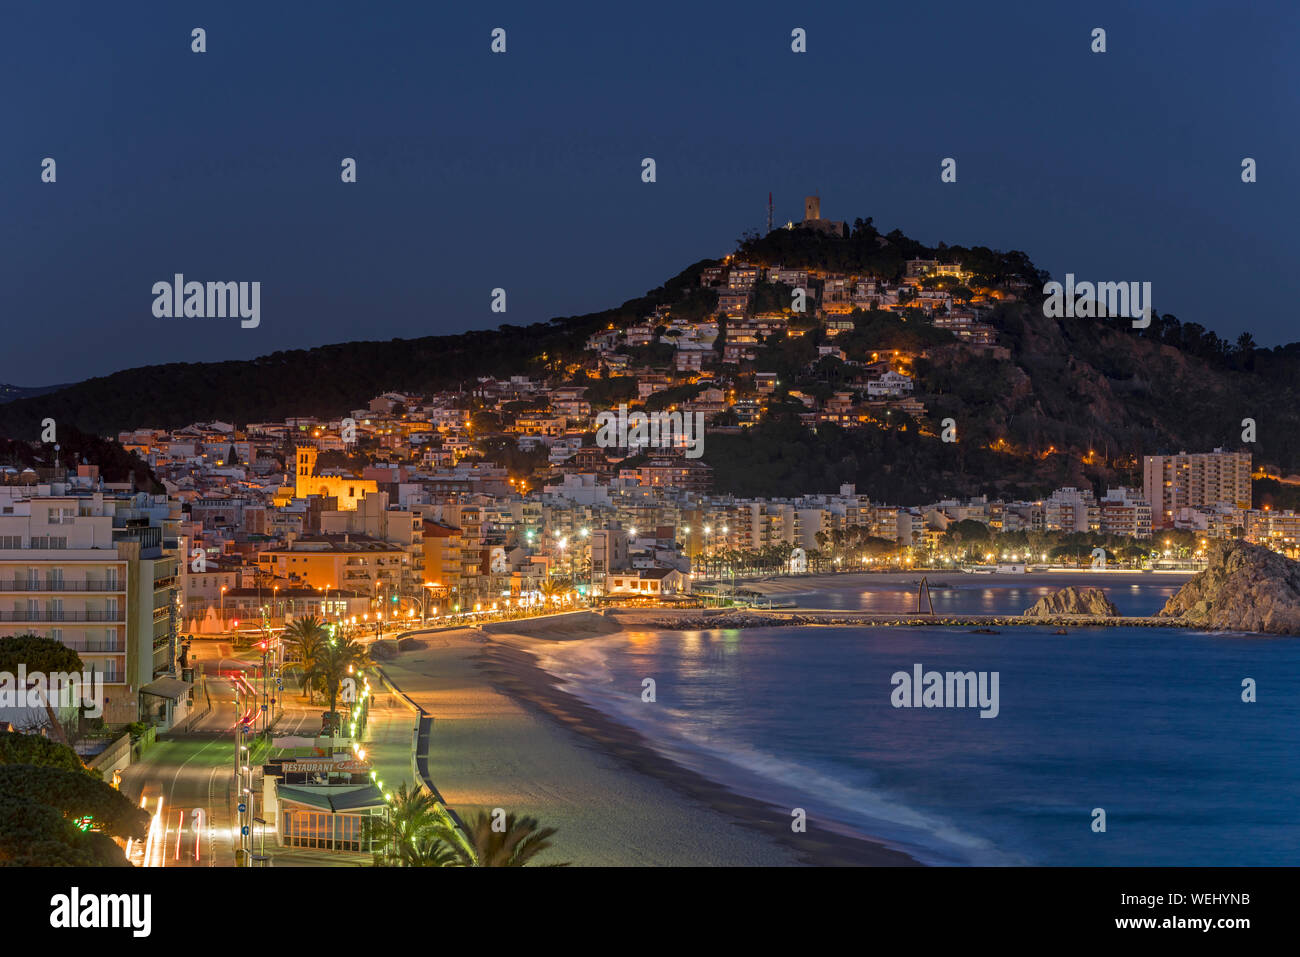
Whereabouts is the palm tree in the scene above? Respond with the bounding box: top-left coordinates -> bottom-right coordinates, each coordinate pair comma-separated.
539,578 -> 572,607
284,614 -> 327,653
407,831 -> 461,867
282,615 -> 328,702
371,783 -> 443,866
433,809 -> 565,867
303,632 -> 371,722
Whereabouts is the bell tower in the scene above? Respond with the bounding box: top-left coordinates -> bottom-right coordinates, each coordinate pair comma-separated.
295,445 -> 318,499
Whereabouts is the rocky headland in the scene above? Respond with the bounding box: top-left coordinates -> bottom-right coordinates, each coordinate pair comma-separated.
1159,540 -> 1300,634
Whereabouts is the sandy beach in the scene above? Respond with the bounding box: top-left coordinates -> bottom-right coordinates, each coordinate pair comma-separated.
380,612 -> 918,866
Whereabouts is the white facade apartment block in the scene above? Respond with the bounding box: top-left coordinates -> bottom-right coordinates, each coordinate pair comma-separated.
0,489 -> 179,724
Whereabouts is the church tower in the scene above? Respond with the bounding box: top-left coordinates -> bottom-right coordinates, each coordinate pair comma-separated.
295,445 -> 318,500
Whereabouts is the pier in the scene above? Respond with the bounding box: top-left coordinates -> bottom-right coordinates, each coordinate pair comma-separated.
646,610 -> 1191,631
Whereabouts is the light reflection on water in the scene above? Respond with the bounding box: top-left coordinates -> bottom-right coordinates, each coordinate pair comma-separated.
787,578 -> 1182,616
537,620 -> 1300,866
533,578 -> 1298,866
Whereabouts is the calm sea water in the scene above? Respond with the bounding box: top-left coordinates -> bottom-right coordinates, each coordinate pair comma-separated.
535,584 -> 1300,865
778,574 -> 1184,616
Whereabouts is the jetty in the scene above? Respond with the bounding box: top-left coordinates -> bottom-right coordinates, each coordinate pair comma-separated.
644,610 -> 1191,631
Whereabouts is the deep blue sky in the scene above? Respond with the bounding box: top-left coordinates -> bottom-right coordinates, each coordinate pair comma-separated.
1,1 -> 1295,384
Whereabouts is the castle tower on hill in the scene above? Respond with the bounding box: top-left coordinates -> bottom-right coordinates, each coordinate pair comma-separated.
798,194 -> 845,237
293,444 -> 377,510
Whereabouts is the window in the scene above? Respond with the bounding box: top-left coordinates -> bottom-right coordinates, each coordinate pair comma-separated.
283,809 -> 371,852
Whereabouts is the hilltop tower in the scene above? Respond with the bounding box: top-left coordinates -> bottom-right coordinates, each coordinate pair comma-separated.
804,195 -> 821,221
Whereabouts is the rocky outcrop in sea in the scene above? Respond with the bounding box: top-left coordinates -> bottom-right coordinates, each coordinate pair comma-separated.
1159,540 -> 1300,634
1023,586 -> 1118,617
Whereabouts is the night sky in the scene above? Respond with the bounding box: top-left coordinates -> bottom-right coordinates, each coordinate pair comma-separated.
2,0 -> 1295,385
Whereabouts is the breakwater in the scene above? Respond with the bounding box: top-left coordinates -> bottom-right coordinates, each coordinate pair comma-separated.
647,612 -> 1191,631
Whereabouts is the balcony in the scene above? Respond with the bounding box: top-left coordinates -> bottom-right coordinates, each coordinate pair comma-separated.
0,579 -> 124,592
64,641 -> 125,654
0,609 -> 125,622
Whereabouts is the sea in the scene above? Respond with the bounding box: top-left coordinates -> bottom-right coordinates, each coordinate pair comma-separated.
532,577 -> 1300,865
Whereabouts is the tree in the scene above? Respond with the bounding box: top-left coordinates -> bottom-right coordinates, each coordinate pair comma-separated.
370,783 -> 444,866
432,809 -> 565,867
0,797 -> 129,866
539,578 -> 573,606
0,765 -> 150,849
283,616 -> 328,701
0,731 -> 87,774
407,831 -> 461,867
0,634 -> 83,676
303,633 -> 371,721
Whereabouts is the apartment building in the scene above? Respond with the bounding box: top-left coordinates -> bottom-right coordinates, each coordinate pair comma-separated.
1099,487 -> 1153,539
1044,487 -> 1100,533
0,488 -> 181,725
319,491 -> 424,593
1143,450 -> 1252,529
255,535 -> 411,605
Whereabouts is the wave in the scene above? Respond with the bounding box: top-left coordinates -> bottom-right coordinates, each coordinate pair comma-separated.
532,635 -> 1023,865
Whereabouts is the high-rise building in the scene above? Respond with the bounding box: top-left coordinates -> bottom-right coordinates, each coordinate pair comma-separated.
0,486 -> 181,725
1143,450 -> 1252,529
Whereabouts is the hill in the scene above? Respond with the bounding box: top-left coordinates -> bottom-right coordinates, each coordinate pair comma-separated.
0,382 -> 69,403
2,220 -> 1299,504
0,261 -> 717,439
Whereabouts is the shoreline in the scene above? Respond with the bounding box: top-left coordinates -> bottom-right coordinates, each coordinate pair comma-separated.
476,628 -> 921,867
384,614 -> 920,866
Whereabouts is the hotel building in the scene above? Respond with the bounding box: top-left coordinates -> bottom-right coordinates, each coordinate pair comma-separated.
0,486 -> 182,725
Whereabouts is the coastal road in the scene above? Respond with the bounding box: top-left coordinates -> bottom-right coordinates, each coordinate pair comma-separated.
119,663 -> 244,867
119,640 -> 406,867
119,642 -> 304,867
